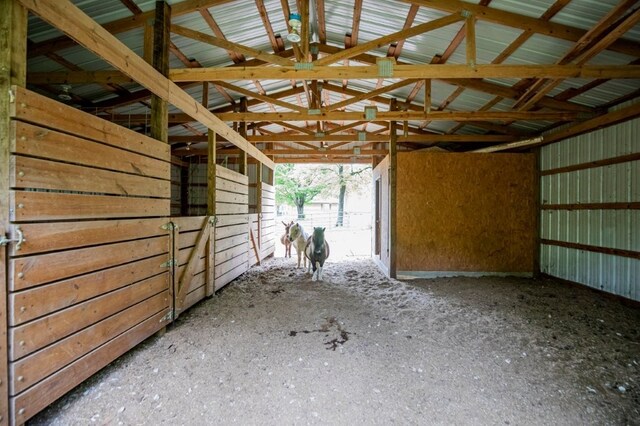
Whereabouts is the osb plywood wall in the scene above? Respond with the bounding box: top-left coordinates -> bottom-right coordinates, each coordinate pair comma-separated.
396,152 -> 536,273
372,156 -> 390,273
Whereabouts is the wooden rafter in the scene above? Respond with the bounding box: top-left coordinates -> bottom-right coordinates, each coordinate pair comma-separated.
19,0 -> 274,168
399,0 -> 640,57
169,64 -> 640,81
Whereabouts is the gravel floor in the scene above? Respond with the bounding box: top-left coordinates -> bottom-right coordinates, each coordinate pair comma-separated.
29,253 -> 640,425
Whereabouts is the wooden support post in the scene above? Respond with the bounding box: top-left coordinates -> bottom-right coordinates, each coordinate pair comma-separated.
238,97 -> 248,175
424,78 -> 431,113
143,20 -> 153,64
466,13 -> 476,67
206,130 -> 217,296
389,98 -> 398,279
300,0 -> 310,61
257,161 -> 263,249
150,1 -> 170,143
202,82 -> 209,108
180,165 -> 189,216
0,0 -> 27,421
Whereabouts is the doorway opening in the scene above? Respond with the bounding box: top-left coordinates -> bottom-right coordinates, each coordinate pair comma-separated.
273,163 -> 373,260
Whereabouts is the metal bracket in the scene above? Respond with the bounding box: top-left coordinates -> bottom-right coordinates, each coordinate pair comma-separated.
208,216 -> 218,226
315,132 -> 325,138
0,227 -> 25,251
161,311 -> 174,322
461,9 -> 472,18
377,58 -> 395,78
161,259 -> 178,268
294,62 -> 314,70
364,106 -> 377,120
161,222 -> 176,231
308,109 -> 321,115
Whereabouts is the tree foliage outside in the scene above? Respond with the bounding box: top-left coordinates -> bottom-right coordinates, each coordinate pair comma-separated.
275,164 -> 329,219
320,164 -> 371,226
275,163 -> 371,224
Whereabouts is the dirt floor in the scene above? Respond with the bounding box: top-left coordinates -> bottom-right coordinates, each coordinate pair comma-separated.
30,252 -> 640,425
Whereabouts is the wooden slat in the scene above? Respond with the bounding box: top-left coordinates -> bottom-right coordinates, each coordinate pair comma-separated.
176,218 -> 211,311
10,273 -> 168,360
215,233 -> 248,253
7,218 -> 168,257
215,214 -> 248,227
261,182 -> 274,192
11,87 -> 169,160
216,166 -> 249,185
216,202 -> 248,215
216,189 -> 249,204
262,205 -> 276,214
262,198 -> 275,207
182,281 -> 206,311
10,191 -> 169,221
10,291 -> 168,395
177,246 -> 206,267
10,156 -> 170,198
215,259 -> 248,290
215,252 -> 248,279
214,243 -> 247,264
177,229 -> 200,250
216,178 -> 249,195
541,239 -> 640,260
9,256 -> 167,326
11,309 -> 169,425
176,252 -> 206,276
10,236 -> 168,291
215,223 -> 249,240
171,215 -> 207,231
12,121 -> 170,179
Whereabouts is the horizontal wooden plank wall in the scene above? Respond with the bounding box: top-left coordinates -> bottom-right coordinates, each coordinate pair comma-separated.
172,216 -> 212,313
215,167 -> 249,291
260,182 -> 276,260
7,88 -> 172,424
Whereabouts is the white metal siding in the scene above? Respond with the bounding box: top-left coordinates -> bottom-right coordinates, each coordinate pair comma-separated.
540,116 -> 640,301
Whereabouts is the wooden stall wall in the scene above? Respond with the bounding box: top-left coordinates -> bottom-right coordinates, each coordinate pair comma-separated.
173,216 -> 214,316
372,156 -> 391,275
214,167 -> 250,290
396,152 -> 536,276
7,87 -> 172,424
260,182 -> 277,260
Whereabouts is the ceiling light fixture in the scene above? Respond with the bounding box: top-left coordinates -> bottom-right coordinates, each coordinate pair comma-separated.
287,13 -> 302,43
58,84 -> 72,101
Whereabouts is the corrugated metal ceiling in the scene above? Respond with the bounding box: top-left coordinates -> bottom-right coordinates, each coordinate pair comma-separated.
23,0 -> 640,155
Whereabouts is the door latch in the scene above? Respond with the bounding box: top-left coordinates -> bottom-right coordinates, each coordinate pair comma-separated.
0,227 -> 25,251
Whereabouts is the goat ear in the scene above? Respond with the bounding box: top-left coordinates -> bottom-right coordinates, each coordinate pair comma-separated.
282,221 -> 286,226
322,227 -> 326,232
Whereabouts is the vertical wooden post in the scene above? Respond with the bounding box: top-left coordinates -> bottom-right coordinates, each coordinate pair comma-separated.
238,97 -> 248,175
180,165 -> 189,216
465,13 -> 476,68
202,82 -> 209,108
300,0 -> 310,61
0,0 -> 27,421
150,1 -> 170,143
206,130 -> 217,296
257,161 -> 264,250
424,79 -> 431,113
389,98 -> 398,279
533,147 -> 541,278
143,20 -> 153,64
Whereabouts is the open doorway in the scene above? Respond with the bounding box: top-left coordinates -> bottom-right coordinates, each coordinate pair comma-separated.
273,163 -> 373,260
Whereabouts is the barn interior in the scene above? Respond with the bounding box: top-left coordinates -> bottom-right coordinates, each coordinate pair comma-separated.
0,0 -> 639,423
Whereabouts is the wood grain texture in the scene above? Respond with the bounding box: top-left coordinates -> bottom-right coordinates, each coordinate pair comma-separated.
11,87 -> 169,160
11,309 -> 169,425
10,236 -> 169,290
10,190 -> 169,221
10,255 -> 167,325
10,155 -> 170,198
12,121 -> 170,179
396,152 -> 536,272
10,291 -> 168,395
9,273 -> 168,361
8,218 -> 168,256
